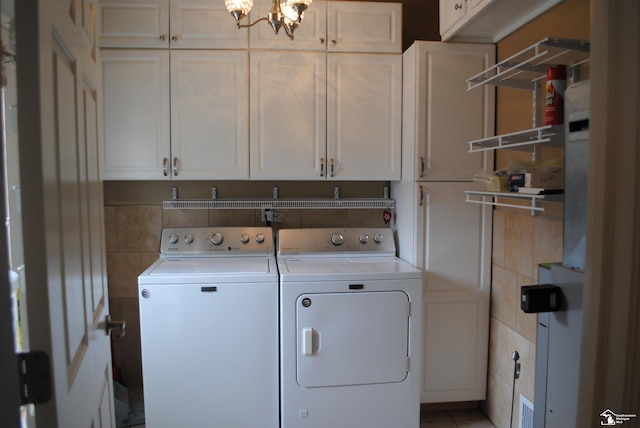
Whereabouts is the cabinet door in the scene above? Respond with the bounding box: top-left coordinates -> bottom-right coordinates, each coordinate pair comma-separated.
249,0 -> 327,50
100,50 -> 170,179
169,0 -> 249,49
416,182 -> 491,402
439,0 -> 466,37
417,182 -> 491,292
99,0 -> 170,48
170,51 -> 249,179
422,288 -> 489,403
410,41 -> 495,181
250,51 -> 326,180
327,1 -> 401,53
327,53 -> 401,180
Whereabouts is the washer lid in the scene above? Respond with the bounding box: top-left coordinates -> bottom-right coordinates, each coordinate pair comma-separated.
139,256 -> 278,284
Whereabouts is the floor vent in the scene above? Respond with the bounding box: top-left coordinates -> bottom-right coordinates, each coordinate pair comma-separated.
519,394 -> 534,428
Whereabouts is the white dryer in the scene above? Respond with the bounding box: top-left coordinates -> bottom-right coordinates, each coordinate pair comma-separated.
277,228 -> 423,428
138,227 -> 278,428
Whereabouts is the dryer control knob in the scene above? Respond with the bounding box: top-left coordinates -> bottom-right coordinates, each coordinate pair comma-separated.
210,232 -> 224,245
240,233 -> 250,244
359,234 -> 369,244
168,234 -> 179,244
374,233 -> 384,244
184,234 -> 194,244
255,233 -> 265,243
331,233 -> 344,245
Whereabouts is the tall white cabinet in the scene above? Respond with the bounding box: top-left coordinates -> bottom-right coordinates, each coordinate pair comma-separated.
391,41 -> 495,403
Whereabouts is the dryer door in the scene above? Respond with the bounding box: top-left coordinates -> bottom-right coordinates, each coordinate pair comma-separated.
296,291 -> 409,387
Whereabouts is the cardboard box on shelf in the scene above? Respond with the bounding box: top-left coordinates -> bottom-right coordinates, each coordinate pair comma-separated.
525,172 -> 564,188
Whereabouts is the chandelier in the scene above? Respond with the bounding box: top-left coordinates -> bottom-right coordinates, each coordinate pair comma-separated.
225,0 -> 313,39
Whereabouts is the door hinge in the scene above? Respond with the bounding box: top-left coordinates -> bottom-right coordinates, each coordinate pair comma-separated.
17,351 -> 52,405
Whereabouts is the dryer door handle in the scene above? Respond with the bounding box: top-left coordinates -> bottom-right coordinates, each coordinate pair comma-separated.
302,327 -> 315,356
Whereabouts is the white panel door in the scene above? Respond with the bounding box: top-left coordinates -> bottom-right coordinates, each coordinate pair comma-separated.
405,41 -> 495,181
418,182 -> 492,291
327,53 -> 401,180
250,51 -> 326,180
296,291 -> 409,387
170,50 -> 249,179
422,288 -> 489,403
16,0 -> 115,425
98,0 -> 170,48
100,49 -> 171,179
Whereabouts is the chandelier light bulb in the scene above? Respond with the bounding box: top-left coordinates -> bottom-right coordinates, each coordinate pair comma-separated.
225,0 -> 311,39
225,0 -> 254,14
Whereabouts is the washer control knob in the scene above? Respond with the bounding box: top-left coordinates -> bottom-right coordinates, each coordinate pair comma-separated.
374,233 -> 384,244
184,234 -> 194,244
255,233 -> 265,243
331,233 -> 344,245
168,234 -> 179,244
359,234 -> 369,244
210,232 -> 224,245
240,233 -> 250,244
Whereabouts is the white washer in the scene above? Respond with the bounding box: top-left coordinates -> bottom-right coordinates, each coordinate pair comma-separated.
138,227 -> 278,428
277,228 -> 423,428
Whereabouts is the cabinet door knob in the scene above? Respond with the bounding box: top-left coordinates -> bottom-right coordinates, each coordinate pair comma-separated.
159,34 -> 167,41
163,157 -> 168,176
330,39 -> 337,45
419,185 -> 424,206
319,38 -> 325,44
171,35 -> 178,42
419,156 -> 425,178
330,158 -> 335,177
173,157 -> 179,176
320,158 -> 325,177
455,3 -> 463,10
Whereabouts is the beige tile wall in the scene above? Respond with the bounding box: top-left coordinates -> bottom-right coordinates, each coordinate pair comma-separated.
482,209 -> 562,428
105,198 -> 390,388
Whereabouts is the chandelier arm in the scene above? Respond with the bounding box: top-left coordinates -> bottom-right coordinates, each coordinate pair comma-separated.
237,16 -> 269,28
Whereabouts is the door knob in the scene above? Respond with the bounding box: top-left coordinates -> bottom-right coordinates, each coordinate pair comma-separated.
104,315 -> 126,339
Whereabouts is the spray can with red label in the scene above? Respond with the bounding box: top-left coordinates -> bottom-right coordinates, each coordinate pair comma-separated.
544,65 -> 567,125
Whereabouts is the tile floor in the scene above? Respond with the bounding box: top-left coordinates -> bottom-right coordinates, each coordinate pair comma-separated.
420,408 -> 496,427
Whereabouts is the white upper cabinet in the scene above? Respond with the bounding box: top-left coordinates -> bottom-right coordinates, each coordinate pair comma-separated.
440,0 -> 564,42
101,50 -> 170,179
170,50 -> 249,179
250,51 -> 401,180
402,41 -> 495,181
98,0 -> 248,49
249,51 -> 327,180
326,53 -> 401,180
249,0 -> 401,53
100,49 -> 249,180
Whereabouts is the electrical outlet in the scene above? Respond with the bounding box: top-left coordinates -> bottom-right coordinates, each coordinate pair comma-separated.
262,209 -> 285,223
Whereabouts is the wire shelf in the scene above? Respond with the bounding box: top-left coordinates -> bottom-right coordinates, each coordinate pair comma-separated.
163,198 -> 396,210
467,38 -> 590,91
